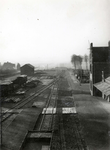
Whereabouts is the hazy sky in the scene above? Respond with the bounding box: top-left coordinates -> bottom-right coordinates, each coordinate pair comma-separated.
0,0 -> 110,66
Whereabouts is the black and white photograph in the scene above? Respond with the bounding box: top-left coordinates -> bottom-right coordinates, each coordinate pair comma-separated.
0,0 -> 110,150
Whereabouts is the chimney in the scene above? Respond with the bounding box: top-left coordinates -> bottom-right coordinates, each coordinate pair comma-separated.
90,43 -> 93,50
90,43 -> 93,54
90,43 -> 93,63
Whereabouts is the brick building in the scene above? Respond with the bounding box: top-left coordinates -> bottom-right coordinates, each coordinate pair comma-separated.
90,42 -> 110,96
20,64 -> 34,76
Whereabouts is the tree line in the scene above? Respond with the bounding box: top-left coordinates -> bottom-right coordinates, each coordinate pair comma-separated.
71,54 -> 89,70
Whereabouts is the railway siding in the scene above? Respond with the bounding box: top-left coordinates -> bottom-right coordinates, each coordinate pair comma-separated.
1,108 -> 41,150
14,80 -> 59,150
1,75 -> 58,150
1,70 -> 94,150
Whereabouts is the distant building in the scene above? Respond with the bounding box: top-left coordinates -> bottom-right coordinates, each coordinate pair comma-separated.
2,62 -> 15,70
90,41 -> 110,96
20,64 -> 34,76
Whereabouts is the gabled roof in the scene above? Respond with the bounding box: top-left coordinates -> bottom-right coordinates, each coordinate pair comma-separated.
21,64 -> 34,68
105,76 -> 110,84
94,81 -> 110,92
94,77 -> 110,96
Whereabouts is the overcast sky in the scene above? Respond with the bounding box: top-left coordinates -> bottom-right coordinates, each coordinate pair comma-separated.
0,0 -> 110,66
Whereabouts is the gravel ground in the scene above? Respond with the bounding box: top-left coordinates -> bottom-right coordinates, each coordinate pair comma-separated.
51,71 -> 87,150
50,115 -> 61,150
74,94 -> 110,150
2,69 -> 110,150
57,96 -> 75,107
63,114 -> 87,150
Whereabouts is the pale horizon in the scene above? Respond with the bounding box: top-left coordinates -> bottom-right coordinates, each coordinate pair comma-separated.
0,0 -> 110,65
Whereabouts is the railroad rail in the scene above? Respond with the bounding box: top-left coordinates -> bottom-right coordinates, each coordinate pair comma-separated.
1,78 -> 59,123
19,80 -> 58,150
38,83 -> 58,131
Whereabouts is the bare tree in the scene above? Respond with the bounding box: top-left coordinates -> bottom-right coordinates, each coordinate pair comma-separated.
77,55 -> 83,69
71,54 -> 77,69
71,54 -> 82,70
84,54 -> 89,70
17,63 -> 21,70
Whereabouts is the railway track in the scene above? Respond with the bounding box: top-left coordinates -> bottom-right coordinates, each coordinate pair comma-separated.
1,78 -> 58,123
19,80 -> 58,150
50,72 -> 89,150
1,71 -> 89,150
34,83 -> 58,132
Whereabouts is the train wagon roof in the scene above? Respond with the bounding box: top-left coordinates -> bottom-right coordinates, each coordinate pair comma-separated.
0,80 -> 12,85
18,75 -> 27,78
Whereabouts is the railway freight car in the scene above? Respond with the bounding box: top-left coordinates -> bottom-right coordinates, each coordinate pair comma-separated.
0,81 -> 14,97
12,75 -> 27,88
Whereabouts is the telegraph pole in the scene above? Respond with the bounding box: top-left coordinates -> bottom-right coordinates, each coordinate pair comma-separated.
0,85 -> 2,147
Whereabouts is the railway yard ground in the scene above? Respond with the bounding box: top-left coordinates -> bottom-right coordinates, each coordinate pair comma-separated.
0,69 -> 110,150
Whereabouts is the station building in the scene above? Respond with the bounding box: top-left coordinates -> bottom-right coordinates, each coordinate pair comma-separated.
20,64 -> 34,76
90,41 -> 110,96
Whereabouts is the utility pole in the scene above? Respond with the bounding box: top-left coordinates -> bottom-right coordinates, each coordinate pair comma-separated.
0,86 -> 2,147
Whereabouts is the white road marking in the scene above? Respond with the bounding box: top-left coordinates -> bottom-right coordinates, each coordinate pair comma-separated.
42,107 -> 76,114
42,108 -> 56,114
62,107 -> 76,114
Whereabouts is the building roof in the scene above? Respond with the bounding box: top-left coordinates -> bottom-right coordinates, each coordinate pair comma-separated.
18,75 -> 27,78
105,76 -> 110,84
94,82 -> 109,91
0,80 -> 12,85
21,64 -> 34,69
94,77 -> 110,96
104,88 -> 110,96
